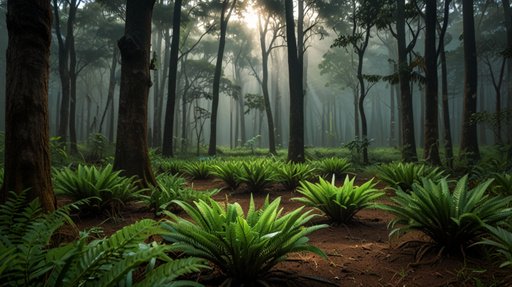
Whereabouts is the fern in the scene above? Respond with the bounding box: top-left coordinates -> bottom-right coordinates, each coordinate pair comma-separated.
162,196 -> 327,285
275,162 -> 315,190
0,192 -> 206,286
314,157 -> 352,179
374,162 -> 447,192
54,164 -> 144,217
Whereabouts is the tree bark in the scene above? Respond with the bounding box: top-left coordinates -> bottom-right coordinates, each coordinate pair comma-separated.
163,0 -> 182,157
397,0 -> 417,162
460,0 -> 480,163
285,0 -> 305,163
2,0 -> 55,211
114,0 -> 157,187
423,0 -> 440,165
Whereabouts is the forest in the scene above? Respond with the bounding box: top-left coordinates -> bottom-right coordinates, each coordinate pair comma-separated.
1,0 -> 512,286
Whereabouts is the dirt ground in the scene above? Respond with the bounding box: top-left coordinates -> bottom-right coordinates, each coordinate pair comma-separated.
73,178 -> 511,287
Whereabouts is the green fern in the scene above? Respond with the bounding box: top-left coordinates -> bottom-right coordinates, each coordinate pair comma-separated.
162,196 -> 327,285
294,176 -> 383,223
275,162 -> 315,190
146,174 -> 217,215
315,157 -> 352,179
211,161 -> 242,190
237,160 -> 277,193
491,173 -> 512,195
183,161 -> 213,180
53,164 -> 144,217
378,176 -> 512,253
476,225 -> 512,268
374,162 -> 447,192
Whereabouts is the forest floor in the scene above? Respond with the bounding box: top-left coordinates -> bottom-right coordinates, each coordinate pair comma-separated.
73,178 -> 511,287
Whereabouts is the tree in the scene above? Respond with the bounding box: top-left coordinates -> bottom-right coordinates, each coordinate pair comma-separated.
2,0 -> 55,211
162,0 -> 182,157
502,0 -> 512,160
285,0 -> 304,162
396,0 -> 418,162
460,0 -> 480,163
208,0 -> 240,156
114,0 -> 157,187
423,0 -> 440,165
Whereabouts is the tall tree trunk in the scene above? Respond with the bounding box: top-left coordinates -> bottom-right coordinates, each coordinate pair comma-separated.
397,0 -> 417,162
460,0 -> 480,163
424,0 -> 440,165
150,30 -> 162,148
52,0 -> 70,143
258,16 -> 277,155
502,0 -> 512,160
285,0 -> 305,162
154,29 -> 170,149
439,0 -> 454,168
440,46 -> 454,168
208,0 -> 237,156
357,29 -> 370,164
114,0 -> 157,187
163,0 -> 182,157
2,0 -> 55,211
69,26 -> 78,154
99,42 -> 118,141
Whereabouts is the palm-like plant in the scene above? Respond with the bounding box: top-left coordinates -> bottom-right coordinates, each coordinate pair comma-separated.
238,161 -> 277,193
162,196 -> 327,285
211,161 -> 242,190
53,164 -> 143,217
183,161 -> 213,180
374,162 -> 447,192
315,157 -> 352,179
294,176 -> 383,223
0,192 -> 207,287
378,176 -> 512,253
275,162 -> 315,190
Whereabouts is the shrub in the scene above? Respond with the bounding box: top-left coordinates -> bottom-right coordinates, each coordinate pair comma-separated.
162,196 -> 327,285
238,160 -> 277,193
378,176 -> 512,253
0,192 -> 206,287
275,162 -> 315,190
153,159 -> 187,175
315,157 -> 352,179
146,174 -> 218,215
53,164 -> 143,217
374,162 -> 446,192
294,176 -> 383,223
211,161 -> 242,190
183,161 -> 213,180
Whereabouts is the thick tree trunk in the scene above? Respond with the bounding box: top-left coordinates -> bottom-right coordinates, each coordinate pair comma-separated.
114,0 -> 157,187
208,0 -> 236,156
397,0 -> 417,162
460,0 -> 480,163
2,0 -> 55,211
163,0 -> 182,157
285,0 -> 305,163
424,0 -> 440,165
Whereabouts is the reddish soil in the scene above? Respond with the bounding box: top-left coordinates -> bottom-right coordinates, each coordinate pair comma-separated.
72,178 -> 510,287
